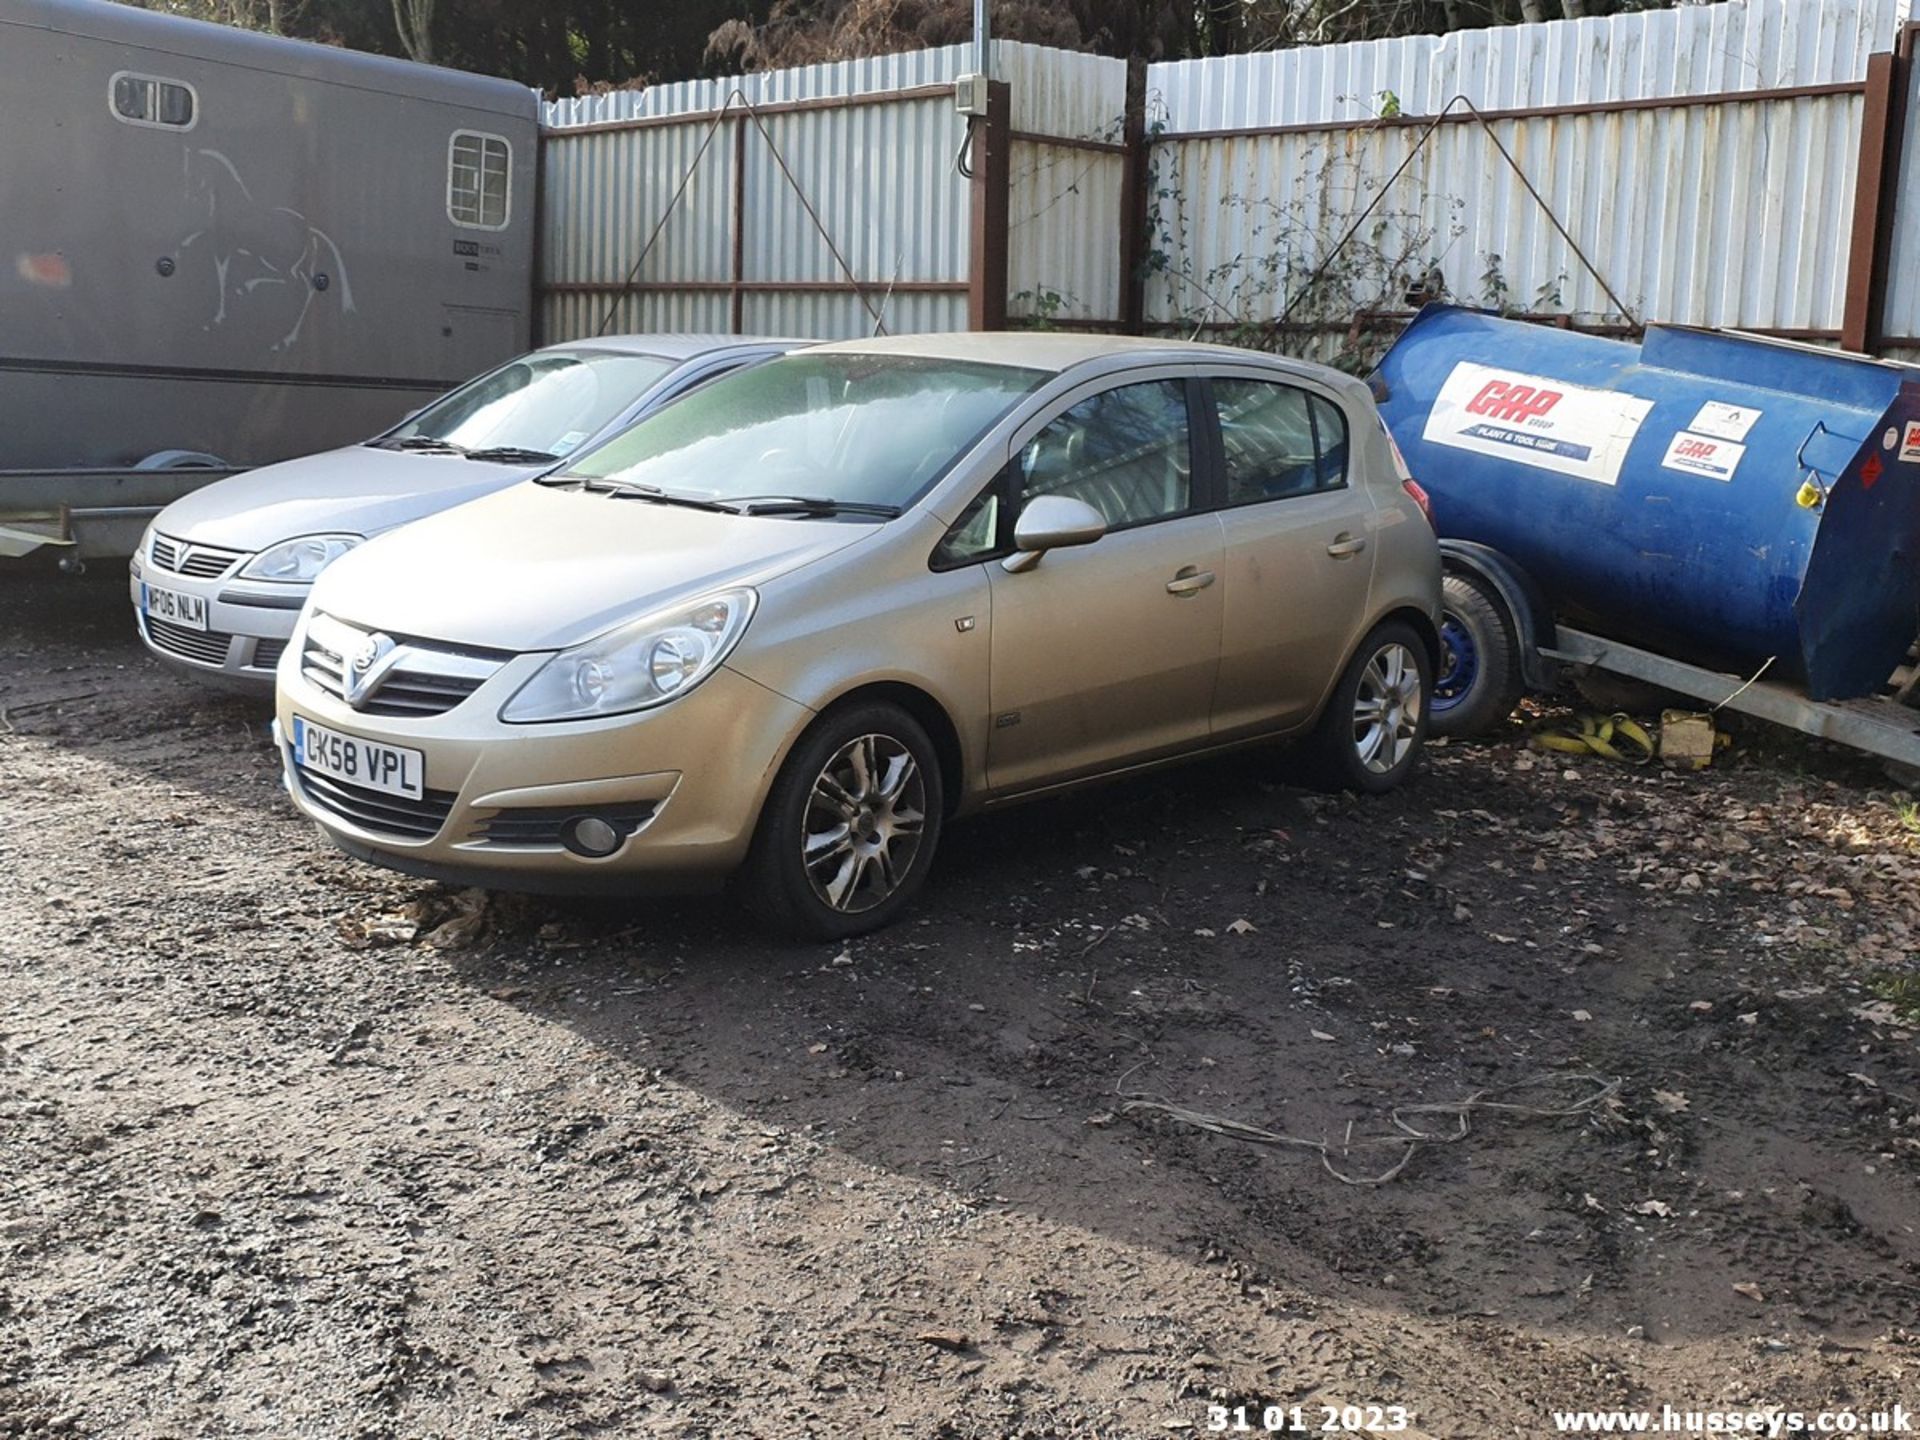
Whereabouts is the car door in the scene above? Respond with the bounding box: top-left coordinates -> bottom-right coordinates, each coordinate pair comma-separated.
1204,374 -> 1380,738
964,375 -> 1225,794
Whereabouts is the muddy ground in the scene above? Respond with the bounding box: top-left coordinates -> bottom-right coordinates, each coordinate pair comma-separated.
2,564 -> 1918,1440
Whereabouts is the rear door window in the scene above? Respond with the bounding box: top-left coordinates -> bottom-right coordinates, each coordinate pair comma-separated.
1213,378 -> 1349,504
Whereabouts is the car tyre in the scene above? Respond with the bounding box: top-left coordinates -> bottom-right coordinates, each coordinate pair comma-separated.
1302,620 -> 1432,795
1431,573 -> 1524,738
743,701 -> 945,941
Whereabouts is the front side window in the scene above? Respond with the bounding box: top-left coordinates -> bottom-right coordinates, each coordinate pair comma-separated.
112,73 -> 196,129
934,379 -> 1195,567
1214,378 -> 1349,503
567,354 -> 1045,512
449,131 -> 512,229
380,350 -> 677,460
1014,380 -> 1193,529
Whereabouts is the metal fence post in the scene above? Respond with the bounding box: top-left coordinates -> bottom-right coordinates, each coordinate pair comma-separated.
1843,49 -> 1901,354
1118,59 -> 1150,336
968,80 -> 1011,331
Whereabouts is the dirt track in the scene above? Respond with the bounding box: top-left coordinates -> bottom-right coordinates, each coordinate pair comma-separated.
3,564 -> 1918,1439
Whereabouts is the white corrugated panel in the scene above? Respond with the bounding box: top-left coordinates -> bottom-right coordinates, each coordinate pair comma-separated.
1000,46 -> 1130,323
1142,0 -> 1896,337
540,41 -> 1136,341
1880,49 -> 1920,344
1149,0 -> 1899,132
544,44 -> 974,128
541,46 -> 979,342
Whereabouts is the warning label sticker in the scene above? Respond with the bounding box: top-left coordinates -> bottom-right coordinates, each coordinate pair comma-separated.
1900,421 -> 1920,464
1688,400 -> 1762,443
1421,362 -> 1654,487
1660,431 -> 1745,482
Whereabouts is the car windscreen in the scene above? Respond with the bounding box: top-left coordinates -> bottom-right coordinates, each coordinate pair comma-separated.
561,354 -> 1048,509
385,350 -> 679,458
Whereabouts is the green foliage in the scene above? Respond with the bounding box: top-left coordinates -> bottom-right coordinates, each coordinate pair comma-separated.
1871,969 -> 1920,1024
1009,287 -> 1072,331
1137,119 -> 1466,374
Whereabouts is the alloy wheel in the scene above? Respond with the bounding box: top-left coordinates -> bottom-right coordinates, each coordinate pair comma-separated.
1352,641 -> 1423,775
801,733 -> 927,914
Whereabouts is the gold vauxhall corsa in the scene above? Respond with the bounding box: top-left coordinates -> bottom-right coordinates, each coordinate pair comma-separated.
274,335 -> 1443,939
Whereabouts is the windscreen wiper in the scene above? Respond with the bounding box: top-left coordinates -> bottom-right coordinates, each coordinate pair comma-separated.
466,445 -> 561,464
727,495 -> 903,519
372,436 -> 467,454
581,480 -> 737,511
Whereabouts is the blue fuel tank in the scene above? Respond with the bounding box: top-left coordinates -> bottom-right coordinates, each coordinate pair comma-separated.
1373,305 -> 1920,701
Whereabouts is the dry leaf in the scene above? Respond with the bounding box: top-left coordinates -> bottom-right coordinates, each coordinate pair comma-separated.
1226,919 -> 1256,935
1571,1009 -> 1593,1022
1652,1090 -> 1690,1113
1310,1029 -> 1336,1043
1633,1200 -> 1673,1218
1732,1282 -> 1766,1303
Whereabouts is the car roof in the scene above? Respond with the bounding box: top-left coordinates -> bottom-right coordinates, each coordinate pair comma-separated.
802,331 -> 1358,388
540,334 -> 807,362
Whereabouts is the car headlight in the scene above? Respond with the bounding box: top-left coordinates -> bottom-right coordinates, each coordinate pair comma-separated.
500,588 -> 757,724
239,534 -> 362,583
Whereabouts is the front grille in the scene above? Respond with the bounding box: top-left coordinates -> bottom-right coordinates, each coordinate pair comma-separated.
353,671 -> 485,718
470,802 -> 658,848
302,615 -> 503,719
295,767 -> 457,841
150,534 -> 246,579
250,637 -> 288,671
146,618 -> 232,667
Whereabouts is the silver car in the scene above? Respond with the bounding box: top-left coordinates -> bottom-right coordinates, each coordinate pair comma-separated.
275,334 -> 1442,939
130,335 -> 798,687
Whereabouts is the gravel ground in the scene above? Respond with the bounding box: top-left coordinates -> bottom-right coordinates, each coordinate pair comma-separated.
3,564 -> 1918,1439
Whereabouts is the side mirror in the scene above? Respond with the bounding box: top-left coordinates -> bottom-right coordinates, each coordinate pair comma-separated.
1002,495 -> 1106,573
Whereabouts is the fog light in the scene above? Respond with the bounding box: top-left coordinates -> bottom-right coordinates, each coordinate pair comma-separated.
562,815 -> 622,858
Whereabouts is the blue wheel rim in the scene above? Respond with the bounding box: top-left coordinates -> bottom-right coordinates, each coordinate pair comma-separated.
1432,612 -> 1479,714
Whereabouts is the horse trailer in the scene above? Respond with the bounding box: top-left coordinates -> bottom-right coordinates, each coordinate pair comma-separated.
0,0 -> 538,562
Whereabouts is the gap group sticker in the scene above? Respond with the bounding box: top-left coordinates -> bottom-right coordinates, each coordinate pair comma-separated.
1421,362 -> 1655,486
1660,431 -> 1745,482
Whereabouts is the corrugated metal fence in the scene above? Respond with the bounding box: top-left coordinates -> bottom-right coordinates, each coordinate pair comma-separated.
538,41 -> 1129,342
538,0 -> 1920,360
1141,0 -> 1901,352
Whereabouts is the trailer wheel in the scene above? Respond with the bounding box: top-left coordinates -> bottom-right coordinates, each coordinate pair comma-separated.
1431,573 -> 1524,738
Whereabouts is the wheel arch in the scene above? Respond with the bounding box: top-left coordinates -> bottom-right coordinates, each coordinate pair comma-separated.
1378,603 -> 1441,673
1437,540 -> 1557,690
806,679 -> 969,818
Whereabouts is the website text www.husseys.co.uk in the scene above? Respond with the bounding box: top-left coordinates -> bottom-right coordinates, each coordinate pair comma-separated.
1551,1405 -> 1912,1435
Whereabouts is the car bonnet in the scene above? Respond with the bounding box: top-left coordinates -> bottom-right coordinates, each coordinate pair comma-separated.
303,479 -> 883,653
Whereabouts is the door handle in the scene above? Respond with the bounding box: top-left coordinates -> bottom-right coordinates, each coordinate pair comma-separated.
1166,567 -> 1216,596
1326,533 -> 1368,558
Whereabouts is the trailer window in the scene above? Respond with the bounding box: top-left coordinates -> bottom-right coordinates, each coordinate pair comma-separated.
111,73 -> 196,129
448,131 -> 512,230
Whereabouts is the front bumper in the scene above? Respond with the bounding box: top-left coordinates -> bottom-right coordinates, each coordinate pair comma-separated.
275,651 -> 814,891
130,555 -> 306,688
